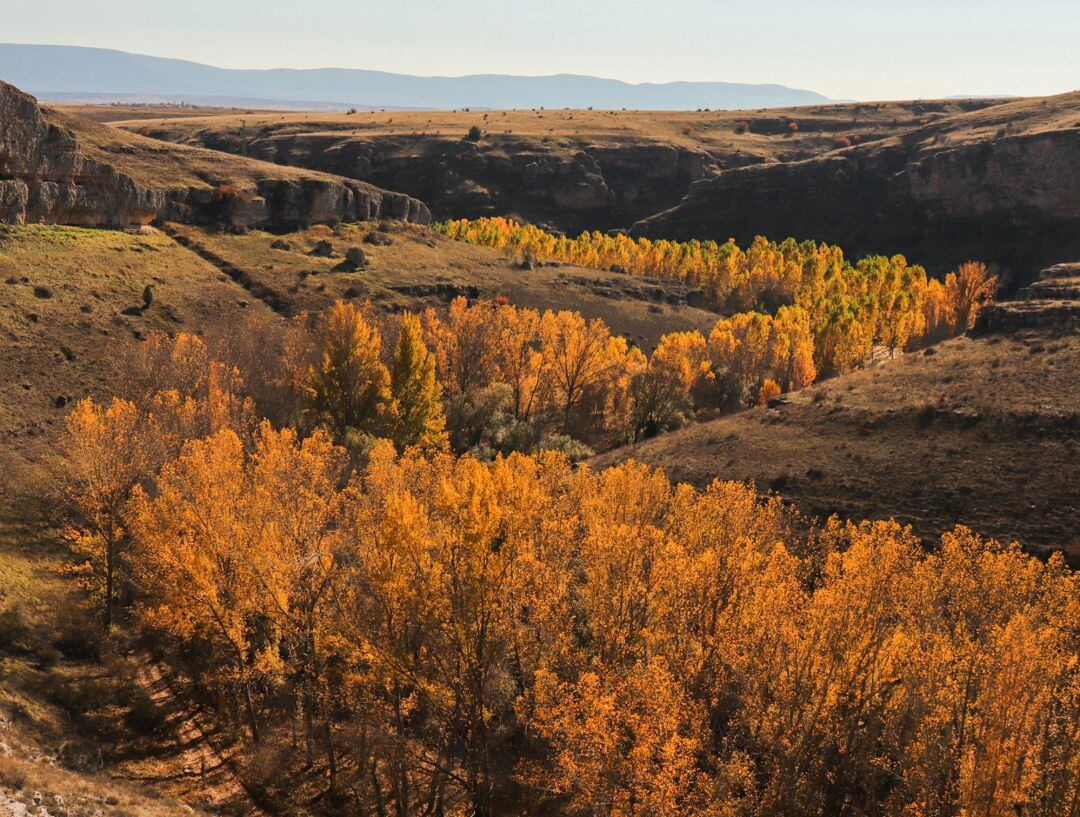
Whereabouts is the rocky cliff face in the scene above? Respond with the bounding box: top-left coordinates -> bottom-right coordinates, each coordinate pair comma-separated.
0,81 -> 430,229
138,126 -> 718,233
975,262 -> 1080,333
634,94 -> 1080,285
121,100 -> 1009,236
0,81 -> 164,225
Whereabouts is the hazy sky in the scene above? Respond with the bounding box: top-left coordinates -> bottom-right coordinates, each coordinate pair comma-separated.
3,0 -> 1078,100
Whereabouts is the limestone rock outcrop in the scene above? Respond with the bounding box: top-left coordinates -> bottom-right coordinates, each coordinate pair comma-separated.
0,81 -> 430,229
975,262 -> 1080,333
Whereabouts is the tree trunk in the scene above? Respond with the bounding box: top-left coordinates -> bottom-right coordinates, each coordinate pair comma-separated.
104,536 -> 115,631
242,678 -> 260,745
305,696 -> 316,767
322,720 -> 338,791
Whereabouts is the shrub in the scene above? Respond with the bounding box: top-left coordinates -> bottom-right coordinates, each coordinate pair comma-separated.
466,125 -> 483,142
0,606 -> 33,655
124,689 -> 167,736
214,183 -> 254,204
0,755 -> 27,791
757,379 -> 782,406
51,602 -> 101,661
537,434 -> 594,462
446,383 -> 516,454
35,646 -> 61,671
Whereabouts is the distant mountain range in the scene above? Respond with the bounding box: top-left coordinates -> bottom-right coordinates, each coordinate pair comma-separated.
0,44 -> 836,110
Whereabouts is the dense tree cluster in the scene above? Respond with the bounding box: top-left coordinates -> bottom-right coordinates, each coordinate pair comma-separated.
76,272 -> 997,479
436,219 -> 997,376
61,329 -> 1080,816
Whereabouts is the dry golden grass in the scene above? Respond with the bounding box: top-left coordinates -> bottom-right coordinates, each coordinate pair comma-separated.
0,745 -> 211,817
163,220 -> 723,348
0,224 -> 277,470
58,104 -> 285,123
101,97 -> 1008,165
0,639 -> 222,817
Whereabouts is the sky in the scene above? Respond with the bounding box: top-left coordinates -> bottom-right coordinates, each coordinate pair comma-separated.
2,0 -> 1078,101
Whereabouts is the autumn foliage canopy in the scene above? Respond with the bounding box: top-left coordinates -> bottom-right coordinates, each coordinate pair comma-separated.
60,313 -> 1077,817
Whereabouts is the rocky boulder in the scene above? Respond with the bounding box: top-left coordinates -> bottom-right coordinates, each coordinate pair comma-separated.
335,247 -> 368,271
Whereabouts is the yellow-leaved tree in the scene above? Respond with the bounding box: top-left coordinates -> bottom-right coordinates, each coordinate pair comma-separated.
388,312 -> 449,453
946,261 -> 998,331
128,429 -> 266,743
306,300 -> 391,440
62,397 -> 150,630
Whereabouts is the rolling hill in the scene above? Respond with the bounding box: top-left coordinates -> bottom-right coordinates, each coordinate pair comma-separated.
593,322 -> 1080,563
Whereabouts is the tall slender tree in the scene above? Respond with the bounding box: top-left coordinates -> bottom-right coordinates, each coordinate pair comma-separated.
306,300 -> 391,440
388,312 -> 448,453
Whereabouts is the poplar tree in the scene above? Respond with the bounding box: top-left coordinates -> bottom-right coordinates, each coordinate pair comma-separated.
306,300 -> 391,440
388,312 -> 448,453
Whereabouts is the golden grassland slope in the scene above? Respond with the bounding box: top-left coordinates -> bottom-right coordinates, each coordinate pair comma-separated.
103,99 -> 1006,232
160,220 -> 723,347
0,225 -> 276,471
593,329 -> 1080,560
